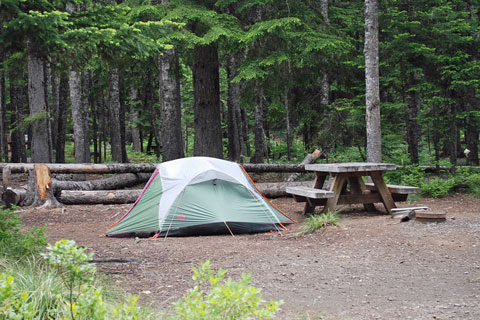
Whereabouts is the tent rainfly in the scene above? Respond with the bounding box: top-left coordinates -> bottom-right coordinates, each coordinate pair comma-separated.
106,157 -> 294,237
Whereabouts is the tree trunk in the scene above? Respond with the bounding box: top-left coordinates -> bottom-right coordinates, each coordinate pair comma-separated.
159,49 -> 184,161
242,107 -> 251,157
108,68 -> 123,162
55,73 -> 68,163
128,87 -> 141,152
448,102 -> 458,165
27,49 -> 51,163
43,61 -> 54,162
226,52 -> 243,162
0,64 -> 7,162
465,99 -> 479,165
23,164 -> 62,208
9,72 -> 27,163
69,69 -> 90,163
284,64 -> 292,161
51,69 -> 59,158
252,82 -> 265,163
405,72 -> 421,164
192,43 -> 223,158
364,0 -> 382,162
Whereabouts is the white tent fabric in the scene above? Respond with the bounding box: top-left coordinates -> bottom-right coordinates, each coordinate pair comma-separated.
157,157 -> 261,230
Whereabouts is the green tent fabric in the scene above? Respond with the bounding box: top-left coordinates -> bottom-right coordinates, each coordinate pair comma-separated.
106,157 -> 294,237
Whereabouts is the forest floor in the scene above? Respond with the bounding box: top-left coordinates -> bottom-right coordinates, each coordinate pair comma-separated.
19,193 -> 480,320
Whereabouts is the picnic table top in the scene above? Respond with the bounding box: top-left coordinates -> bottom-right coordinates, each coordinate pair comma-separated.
305,162 -> 398,173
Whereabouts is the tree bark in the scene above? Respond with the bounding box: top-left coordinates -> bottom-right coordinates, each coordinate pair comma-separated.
23,164 -> 62,208
51,69 -> 59,158
108,68 -> 124,162
0,59 -> 8,162
364,0 -> 382,162
226,52 -> 243,162
159,49 -> 184,161
405,72 -> 421,164
9,72 -> 27,163
52,172 -> 151,194
192,43 -> 223,158
465,94 -> 479,165
128,87 -> 141,152
69,69 -> 90,163
56,73 -> 68,163
252,82 -> 266,163
27,48 -> 51,163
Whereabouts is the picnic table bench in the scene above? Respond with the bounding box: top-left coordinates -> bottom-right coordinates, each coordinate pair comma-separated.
286,162 -> 419,214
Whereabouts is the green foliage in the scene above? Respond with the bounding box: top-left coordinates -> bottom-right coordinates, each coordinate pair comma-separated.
466,174 -> 480,196
0,207 -> 47,259
420,177 -> 455,198
172,260 -> 282,320
298,211 -> 340,235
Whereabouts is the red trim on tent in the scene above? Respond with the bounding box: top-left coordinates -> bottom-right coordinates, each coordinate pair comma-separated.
238,164 -> 296,224
106,169 -> 160,233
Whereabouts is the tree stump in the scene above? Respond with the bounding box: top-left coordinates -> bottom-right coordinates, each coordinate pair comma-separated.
24,164 -> 63,209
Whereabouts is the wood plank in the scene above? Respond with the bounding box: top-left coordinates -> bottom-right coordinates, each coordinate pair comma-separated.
370,171 -> 396,213
337,193 -> 382,205
348,176 -> 377,211
323,173 -> 347,213
306,162 -> 397,173
364,182 -> 420,194
303,172 -> 328,214
286,186 -> 334,199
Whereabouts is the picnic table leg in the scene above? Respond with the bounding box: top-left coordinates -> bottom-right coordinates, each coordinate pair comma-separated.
322,173 -> 347,213
370,171 -> 396,214
303,172 -> 327,214
348,177 -> 377,212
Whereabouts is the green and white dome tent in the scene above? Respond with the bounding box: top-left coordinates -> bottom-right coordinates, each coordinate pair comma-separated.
106,157 -> 294,237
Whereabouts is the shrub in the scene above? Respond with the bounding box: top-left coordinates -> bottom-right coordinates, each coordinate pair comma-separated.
0,206 -> 47,259
466,173 -> 480,196
420,177 -> 455,198
298,211 -> 341,235
172,260 -> 282,320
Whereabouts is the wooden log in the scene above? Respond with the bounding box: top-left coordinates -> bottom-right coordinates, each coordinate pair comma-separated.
255,181 -> 312,197
59,190 -> 140,204
287,149 -> 323,182
1,187 -> 27,207
2,166 -> 11,191
0,162 -> 311,174
52,173 -> 151,194
59,181 -> 313,204
0,163 -> 158,174
241,163 -> 306,173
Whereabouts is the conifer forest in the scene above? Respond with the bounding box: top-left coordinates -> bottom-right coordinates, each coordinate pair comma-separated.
0,0 -> 479,166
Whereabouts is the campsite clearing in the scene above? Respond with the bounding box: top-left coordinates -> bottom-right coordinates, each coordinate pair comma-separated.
20,194 -> 480,320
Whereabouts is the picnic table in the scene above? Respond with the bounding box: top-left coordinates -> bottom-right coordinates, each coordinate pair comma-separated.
286,162 -> 419,215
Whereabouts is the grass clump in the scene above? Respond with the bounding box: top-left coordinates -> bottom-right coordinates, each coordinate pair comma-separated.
298,211 -> 341,234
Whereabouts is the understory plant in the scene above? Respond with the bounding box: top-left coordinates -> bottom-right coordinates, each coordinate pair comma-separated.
0,206 -> 47,259
172,260 -> 282,320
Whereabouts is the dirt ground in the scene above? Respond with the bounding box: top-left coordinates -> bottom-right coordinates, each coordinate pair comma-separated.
19,194 -> 480,320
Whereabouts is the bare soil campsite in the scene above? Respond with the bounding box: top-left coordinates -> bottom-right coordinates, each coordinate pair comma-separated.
20,194 -> 480,320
